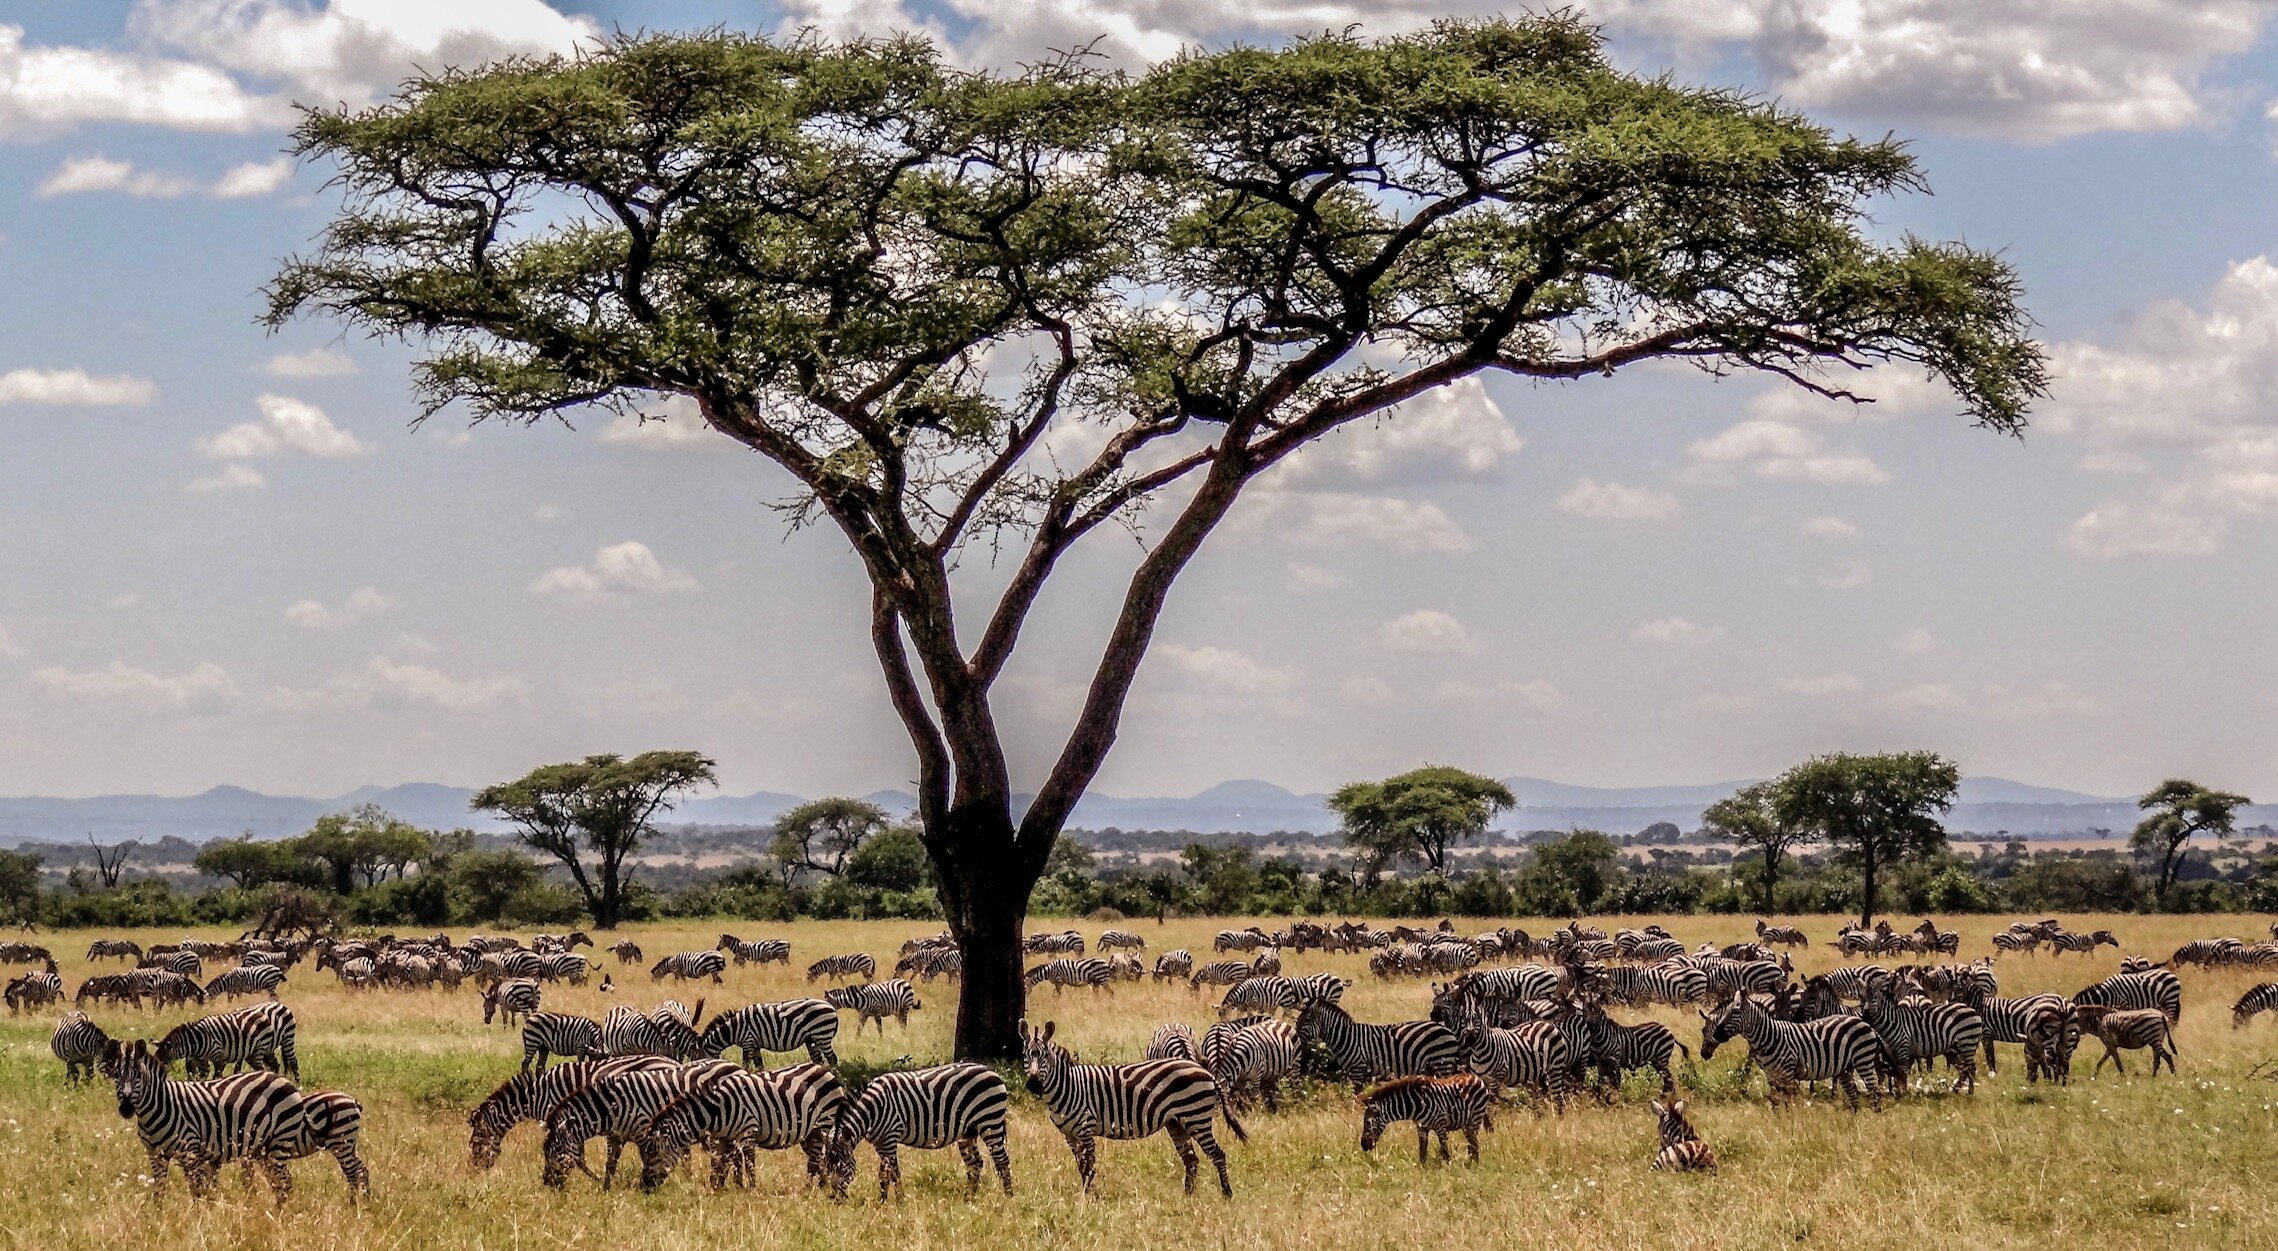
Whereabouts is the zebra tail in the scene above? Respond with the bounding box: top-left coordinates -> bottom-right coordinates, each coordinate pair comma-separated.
1218,1095 -> 1249,1143
283,1031 -> 300,1080
1673,1040 -> 1692,1063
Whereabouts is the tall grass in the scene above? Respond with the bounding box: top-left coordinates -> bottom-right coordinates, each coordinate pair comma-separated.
4,913 -> 2276,1250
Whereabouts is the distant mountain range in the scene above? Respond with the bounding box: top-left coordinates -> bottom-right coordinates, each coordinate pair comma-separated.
0,774 -> 2257,845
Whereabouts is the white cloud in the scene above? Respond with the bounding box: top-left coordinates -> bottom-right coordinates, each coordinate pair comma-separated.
1880,682 -> 1965,711
283,586 -> 394,630
1817,560 -> 1873,590
198,394 -> 369,460
1276,378 -> 1523,488
1284,563 -> 1349,592
1631,617 -> 1723,646
1683,419 -> 1888,486
0,368 -> 154,406
107,592 -> 142,610
2065,496 -> 2224,559
1154,643 -> 1298,697
1779,672 -> 1863,698
1555,477 -> 1680,521
33,659 -> 238,710
1433,676 -> 1566,713
270,655 -> 525,713
598,397 -> 723,451
1378,609 -> 1475,655
530,541 -> 701,598
1894,627 -> 1937,655
186,463 -> 266,493
1981,681 -> 2106,720
1800,515 -> 1857,539
1334,675 -> 1401,707
533,503 -> 563,521
0,22 -> 277,136
263,348 -> 357,380
210,156 -> 292,198
0,624 -> 21,659
391,632 -> 438,657
1237,490 -> 1474,552
35,152 -> 292,200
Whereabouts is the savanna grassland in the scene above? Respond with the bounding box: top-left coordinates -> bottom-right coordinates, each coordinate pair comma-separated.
4,914 -> 2277,1251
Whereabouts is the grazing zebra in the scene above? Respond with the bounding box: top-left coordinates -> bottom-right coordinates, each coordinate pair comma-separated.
1146,1022 -> 1200,1062
2231,983 -> 2278,1027
287,1089 -> 371,1199
2050,929 -> 2119,957
483,978 -> 542,1026
2167,938 -> 2242,969
5,969 -> 62,1013
1600,963 -> 1709,1008
1024,930 -> 1086,955
101,1038 -> 313,1203
158,1002 -> 300,1080
823,979 -> 921,1033
652,951 -> 728,984
609,939 -> 644,965
204,965 -> 286,1001
521,1013 -> 606,1073
824,1062 -> 1013,1200
1814,964 -> 1894,1003
1575,1001 -> 1687,1094
807,953 -> 878,983
1019,1020 -> 1246,1197
1106,953 -> 1145,982
2074,970 -> 2183,1023
535,953 -> 592,985
1249,948 -> 1282,977
1649,1098 -> 1716,1171
1187,960 -> 1250,991
1213,928 -> 1272,953
1296,1002 -> 1461,1087
1201,1016 -> 1300,1111
603,1003 -> 706,1059
87,939 -> 142,962
75,973 -> 145,1009
2119,954 -> 2158,974
541,1063 -> 726,1191
649,1061 -> 848,1190
2071,1005 -> 2177,1077
1755,919 -> 1808,947
897,946 -> 963,982
1859,985 -> 1983,1093
143,950 -> 204,979
1991,929 -> 2043,957
1027,957 -> 1114,994
1954,985 -> 2071,1082
1098,930 -> 1146,951
52,1010 -> 111,1085
1699,990 -> 1883,1112
1454,1018 -> 1573,1115
700,999 -> 841,1066
466,1056 -> 677,1170
716,934 -> 792,966
1358,1073 -> 1493,1165
1217,976 -> 1298,1018
1152,951 -> 1194,982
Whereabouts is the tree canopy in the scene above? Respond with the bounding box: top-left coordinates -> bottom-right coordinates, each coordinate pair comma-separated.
770,797 -> 893,881
1770,751 -> 1957,926
471,751 -> 716,927
2131,778 -> 2250,908
1331,765 -> 1516,877
1699,781 -> 1813,913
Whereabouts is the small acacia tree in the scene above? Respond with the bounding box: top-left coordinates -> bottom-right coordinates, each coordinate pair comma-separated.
1771,751 -> 1958,927
2131,778 -> 2249,909
472,751 -> 716,927
771,797 -> 893,881
269,22 -> 2044,1058
1331,766 -> 1516,877
1699,781 -> 1813,914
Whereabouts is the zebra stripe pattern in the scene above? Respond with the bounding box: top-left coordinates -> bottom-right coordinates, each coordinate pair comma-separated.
2073,970 -> 2183,1023
2232,982 -> 2278,1027
1358,1073 -> 1493,1164
521,1013 -> 605,1073
650,951 -> 727,984
1186,960 -> 1250,990
1860,986 -> 1984,1093
52,1010 -> 111,1085
1027,957 -> 1114,994
290,1090 -> 371,1199
483,978 -> 542,1026
1098,930 -> 1146,951
1575,1001 -> 1688,1094
1201,1016 -> 1299,1111
1650,1098 -> 1716,1171
102,1038 -> 314,1202
1699,991 -> 1884,1112
699,999 -> 841,1066
157,1002 -> 300,1080
1151,951 -> 1194,982
466,1056 -> 677,1170
1297,1001 -> 1461,1087
649,1061 -> 848,1190
5,969 -> 62,1013
825,1062 -> 1013,1200
1145,1022 -> 1199,1061
1455,1018 -> 1572,1115
806,953 -> 878,983
204,965 -> 286,1000
823,980 -> 920,1033
2072,1005 -> 2177,1076
603,1003 -> 706,1060
541,1063 -> 730,1190
716,935 -> 791,966
1019,1020 -> 1245,1197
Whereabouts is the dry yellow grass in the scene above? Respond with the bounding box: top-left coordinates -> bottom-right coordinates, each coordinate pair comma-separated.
4,913 -> 2277,1251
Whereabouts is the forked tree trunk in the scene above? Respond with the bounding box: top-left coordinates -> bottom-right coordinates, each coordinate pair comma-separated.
928,801 -> 1044,1061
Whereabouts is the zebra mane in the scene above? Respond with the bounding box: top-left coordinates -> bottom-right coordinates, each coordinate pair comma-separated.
1361,1074 -> 1447,1102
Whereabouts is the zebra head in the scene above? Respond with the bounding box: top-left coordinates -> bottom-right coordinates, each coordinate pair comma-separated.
1698,995 -> 1745,1060
821,1096 -> 874,1201
467,1072 -> 536,1170
104,1038 -> 162,1119
1018,1020 -> 1069,1096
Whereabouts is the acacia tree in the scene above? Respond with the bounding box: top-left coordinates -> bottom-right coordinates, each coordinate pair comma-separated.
86,835 -> 135,889
1331,766 -> 1516,877
2131,778 -> 2249,908
472,751 -> 716,927
1771,751 -> 1959,927
1699,781 -> 1813,914
770,797 -> 892,881
267,22 -> 2044,1058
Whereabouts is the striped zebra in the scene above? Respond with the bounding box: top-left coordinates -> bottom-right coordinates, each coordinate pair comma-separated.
287,1089 -> 371,1200
143,950 -> 204,979
540,1063 -> 730,1190
1859,985 -> 1983,1094
204,965 -> 286,1000
823,979 -> 920,1033
1213,928 -> 1272,953
158,1002 -> 300,1080
1187,960 -> 1250,991
649,1061 -> 848,1190
482,978 -> 542,1026
1249,948 -> 1283,976
1152,951 -> 1194,982
1027,957 -> 1114,994
1106,953 -> 1145,982
1650,1098 -> 1716,1171
1600,963 -> 1708,1008
2119,954 -> 2157,974
1098,930 -> 1146,951
1953,985 -> 2071,1083
534,953 -> 591,985
1295,1002 -> 1461,1087
1216,976 -> 1294,1018
652,951 -> 728,984
1814,964 -> 1894,1003
2050,929 -> 2119,957
52,1010 -> 111,1085
75,973 -> 146,1009
1200,1016 -> 1300,1111
824,1062 -> 1013,1200
1025,930 -> 1086,955
603,1003 -> 706,1059
100,1038 -> 313,1202
1019,1020 -> 1246,1197
700,999 -> 841,1066
1358,1073 -> 1493,1165
609,939 -> 644,965
807,952 -> 878,983
5,968 -> 61,1013
1575,1001 -> 1687,1094
2167,938 -> 2242,968
87,939 -> 143,962
1145,1022 -> 1199,1061
2071,1005 -> 2177,1076
1454,1018 -> 1572,1114
521,1012 -> 606,1073
1698,990 -> 1884,1112
2073,970 -> 2183,1023
1754,920 -> 1808,947
2231,983 -> 2278,1027
466,1056 -> 677,1170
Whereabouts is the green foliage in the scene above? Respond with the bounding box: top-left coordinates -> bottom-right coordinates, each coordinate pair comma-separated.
1771,751 -> 1959,925
1700,782 -> 1810,914
771,797 -> 893,879
1519,831 -> 1622,914
473,750 -> 717,927
846,825 -> 932,892
1924,864 -> 1996,913
0,851 -> 41,924
2130,778 -> 2250,907
1181,843 -> 1260,914
1331,766 -> 1516,877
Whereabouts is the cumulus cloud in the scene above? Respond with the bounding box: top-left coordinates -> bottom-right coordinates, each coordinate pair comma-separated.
270,655 -> 526,712
186,463 -> 265,493
198,394 -> 369,460
1433,675 -> 1566,713
283,586 -> 394,630
264,348 -> 357,379
2065,494 -> 2224,559
35,153 -> 292,199
1378,609 -> 1475,655
1894,627 -> 1937,655
1154,642 -> 1298,696
0,21 -> 277,136
1817,560 -> 1873,590
1236,490 -> 1474,552
530,541 -> 702,598
1778,672 -> 1863,698
1631,617 -> 1723,646
1682,419 -> 1888,486
1880,681 -> 1966,711
1274,378 -> 1523,488
598,397 -> 723,451
1284,563 -> 1350,592
1800,515 -> 1858,539
1555,477 -> 1680,521
33,659 -> 238,710
0,368 -> 154,406
210,157 -> 292,197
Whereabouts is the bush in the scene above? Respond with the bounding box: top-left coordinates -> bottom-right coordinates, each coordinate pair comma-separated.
500,882 -> 586,926
1924,864 -> 1995,913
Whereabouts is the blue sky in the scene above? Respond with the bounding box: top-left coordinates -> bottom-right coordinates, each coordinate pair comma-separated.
2,1 -> 2276,802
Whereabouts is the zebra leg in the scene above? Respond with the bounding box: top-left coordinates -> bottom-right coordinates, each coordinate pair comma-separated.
1167,1123 -> 1200,1195
144,1148 -> 174,1202
801,1133 -> 827,1189
604,1135 -> 625,1189
986,1127 -> 1014,1195
1067,1132 -> 1098,1194
1414,1127 -> 1430,1165
1193,1124 -> 1232,1198
258,1156 -> 294,1206
1953,1049 -> 1976,1094
1461,1126 -> 1479,1163
876,1142 -> 901,1200
332,1143 -> 368,1199
956,1138 -> 984,1196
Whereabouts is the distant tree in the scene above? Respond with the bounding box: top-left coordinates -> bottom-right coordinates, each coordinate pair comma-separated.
472,751 -> 717,927
1331,766 -> 1517,878
0,850 -> 41,925
1699,782 -> 1815,913
1181,844 -> 1259,915
86,835 -> 135,889
445,850 -> 545,923
845,825 -> 932,893
1520,830 -> 1622,914
1132,869 -> 1190,924
1636,821 -> 1683,845
770,798 -> 891,880
193,835 -> 296,891
294,805 -> 428,892
1772,751 -> 1959,927
2131,779 -> 2250,909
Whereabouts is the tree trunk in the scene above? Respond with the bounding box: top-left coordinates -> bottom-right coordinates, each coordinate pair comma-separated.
1858,845 -> 1877,929
1761,853 -> 1779,916
929,802 -> 1043,1062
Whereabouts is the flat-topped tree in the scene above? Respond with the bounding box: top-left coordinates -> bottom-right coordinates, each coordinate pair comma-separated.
471,751 -> 716,928
267,21 -> 2045,1059
2131,779 -> 2249,908
1771,751 -> 1959,927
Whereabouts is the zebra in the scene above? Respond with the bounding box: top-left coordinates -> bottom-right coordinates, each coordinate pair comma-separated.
52,1010 -> 111,1085
1019,1020 -> 1246,1197
143,950 -> 204,979
87,939 -> 143,962
1152,950 -> 1194,982
1146,1022 -> 1200,1062
482,978 -> 542,1026
603,1003 -> 706,1059
897,946 -> 964,982
2048,929 -> 2117,957
1754,919 -> 1807,947
158,1002 -> 300,1080
5,968 -> 62,1012
287,1089 -> 371,1200
204,965 -> 286,1000
649,1061 -> 849,1190
1027,957 -> 1114,994
1574,1000 -> 1687,1094
700,999 -> 841,1066
1249,947 -> 1283,976
1217,976 -> 1296,1018
824,1062 -> 1013,1200
807,953 -> 878,983
75,973 -> 146,1009
2231,983 -> 2278,1027
1991,929 -> 2043,957
100,1037 -> 314,1203
2074,970 -> 2183,1023
1650,1098 -> 1716,1171
1106,953 -> 1145,982
466,1056 -> 677,1170
1953,984 -> 2071,1082
2071,1005 -> 2177,1077
1859,985 -> 1983,1094
521,1013 -> 606,1073
1453,1017 -> 1573,1115
1187,960 -> 1250,991
609,939 -> 644,965
1600,963 -> 1709,1008
1098,930 -> 1146,951
534,952 -> 591,985
1814,964 -> 1894,1003
1358,1073 -> 1493,1165
2167,938 -> 2242,969
1213,928 -> 1272,953
1024,930 -> 1086,955
823,980 -> 921,1033
1201,1016 -> 1300,1110
1295,1001 -> 1461,1087
540,1063 -> 729,1190
652,951 -> 728,984
1699,990 -> 1884,1112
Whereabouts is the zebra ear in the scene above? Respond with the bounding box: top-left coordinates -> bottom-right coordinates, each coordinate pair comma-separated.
1650,1100 -> 1666,1116
1671,1099 -> 1685,1115
1041,1020 -> 1056,1044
